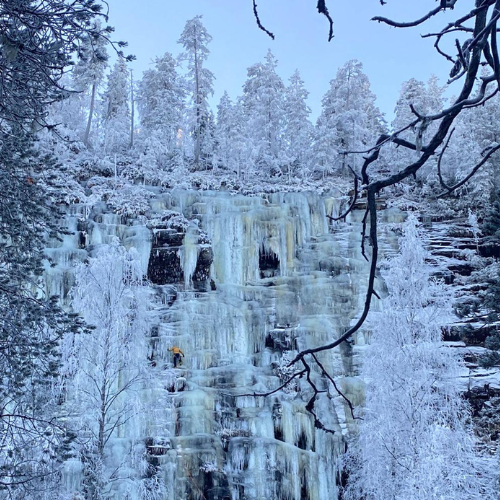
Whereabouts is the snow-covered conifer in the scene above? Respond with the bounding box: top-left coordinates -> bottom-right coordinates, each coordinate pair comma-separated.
137,52 -> 186,152
178,16 -> 215,169
388,76 -> 445,180
102,59 -> 130,154
241,50 -> 285,178
214,91 -> 247,178
73,21 -> 109,147
344,215 -> 492,500
0,131 -> 85,498
283,70 -> 313,182
314,60 -> 384,176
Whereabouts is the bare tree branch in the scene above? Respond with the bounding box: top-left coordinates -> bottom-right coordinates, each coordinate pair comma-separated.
372,6 -> 443,28
239,369 -> 307,398
438,143 -> 500,197
252,0 -> 274,40
302,358 -> 336,434
310,353 -> 360,420
436,128 -> 456,191
317,0 -> 334,41
327,166 -> 360,222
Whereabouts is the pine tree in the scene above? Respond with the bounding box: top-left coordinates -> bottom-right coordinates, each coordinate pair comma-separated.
73,20 -> 109,148
0,0 -> 113,128
241,50 -> 285,178
282,70 -> 313,182
102,59 -> 130,155
214,91 -> 246,178
315,60 -> 384,176
312,114 -> 339,179
392,78 -> 427,132
344,215 -> 490,500
0,130 -> 83,498
178,16 -> 215,169
137,52 -> 186,152
0,2 -> 125,496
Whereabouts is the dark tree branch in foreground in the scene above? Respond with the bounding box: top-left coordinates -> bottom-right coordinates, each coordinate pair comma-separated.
252,0 -> 334,41
372,5 -> 443,28
437,128 -> 456,191
253,0 -> 500,430
438,143 -> 500,197
316,0 -> 334,41
252,0 -> 274,40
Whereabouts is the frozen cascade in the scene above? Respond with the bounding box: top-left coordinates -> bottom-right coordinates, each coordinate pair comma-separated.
49,190 -> 403,500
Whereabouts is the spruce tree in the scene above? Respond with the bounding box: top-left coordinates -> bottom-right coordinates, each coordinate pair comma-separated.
73,21 -> 109,148
137,52 -> 186,152
315,59 -> 384,176
0,130 -> 83,497
102,59 -> 131,155
283,70 -> 313,182
178,16 -> 215,169
241,50 -> 285,178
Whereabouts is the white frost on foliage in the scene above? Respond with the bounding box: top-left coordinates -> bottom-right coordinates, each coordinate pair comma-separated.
344,214 -> 494,500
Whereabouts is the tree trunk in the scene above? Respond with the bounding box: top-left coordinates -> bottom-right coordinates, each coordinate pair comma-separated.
130,70 -> 134,149
194,35 -> 201,167
84,81 -> 97,148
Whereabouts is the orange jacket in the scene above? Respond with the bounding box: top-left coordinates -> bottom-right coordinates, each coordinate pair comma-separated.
168,346 -> 184,356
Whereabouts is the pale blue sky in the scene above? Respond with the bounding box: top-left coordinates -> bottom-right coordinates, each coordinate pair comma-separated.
105,1 -> 470,121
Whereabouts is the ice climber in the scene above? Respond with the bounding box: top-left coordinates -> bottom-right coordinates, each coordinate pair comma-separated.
168,346 -> 185,368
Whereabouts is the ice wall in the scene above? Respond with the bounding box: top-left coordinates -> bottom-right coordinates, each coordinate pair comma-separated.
50,190 -> 402,500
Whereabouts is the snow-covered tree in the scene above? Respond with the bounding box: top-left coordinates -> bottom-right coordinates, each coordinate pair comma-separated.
312,114 -> 339,179
389,76 -> 445,180
137,52 -> 186,152
392,78 -> 426,132
178,15 -> 215,168
0,130 -> 86,499
434,106 -> 484,201
282,70 -> 313,182
66,241 -> 149,499
241,50 -> 285,178
214,91 -> 233,172
344,215 -> 491,500
314,60 -> 384,176
214,92 -> 246,178
73,21 -> 109,147
102,59 -> 130,155
0,0 -> 112,128
453,76 -> 500,203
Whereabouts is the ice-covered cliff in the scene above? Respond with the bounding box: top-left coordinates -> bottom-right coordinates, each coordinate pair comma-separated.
46,190 -> 402,500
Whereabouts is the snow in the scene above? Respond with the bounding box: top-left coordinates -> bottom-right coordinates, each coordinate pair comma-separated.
45,189 -> 405,500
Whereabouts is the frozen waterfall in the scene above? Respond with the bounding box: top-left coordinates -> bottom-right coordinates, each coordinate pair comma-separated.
47,190 -> 402,500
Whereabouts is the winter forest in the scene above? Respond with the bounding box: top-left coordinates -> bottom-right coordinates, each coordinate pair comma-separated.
3,1 -> 500,499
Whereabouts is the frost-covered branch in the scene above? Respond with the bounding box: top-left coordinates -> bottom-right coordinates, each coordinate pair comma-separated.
438,142 -> 500,197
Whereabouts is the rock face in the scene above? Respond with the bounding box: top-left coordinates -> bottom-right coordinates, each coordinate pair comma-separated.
147,211 -> 213,288
46,190 -> 402,500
